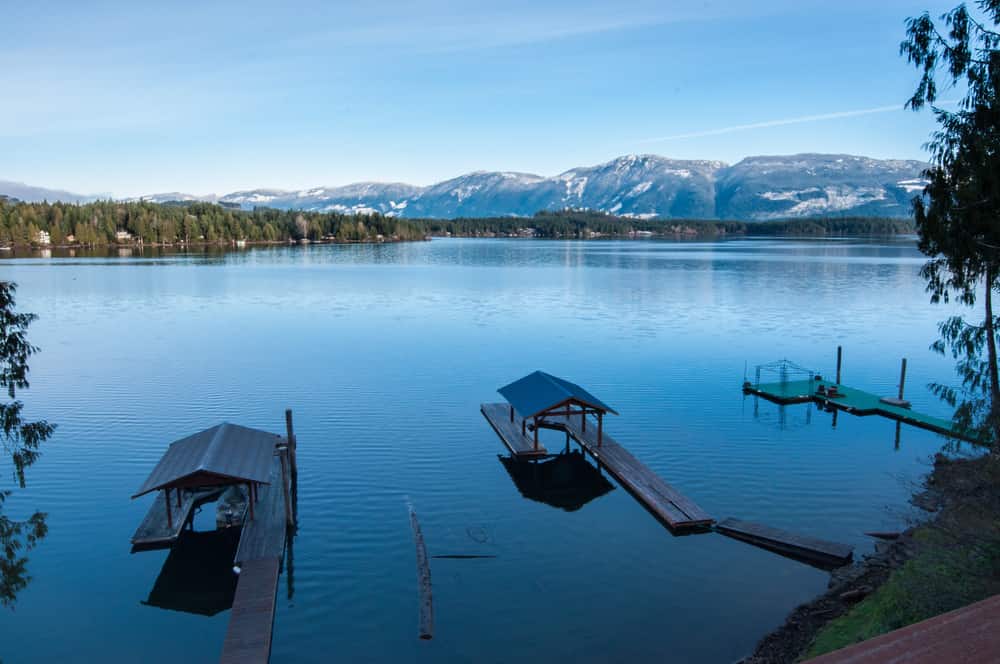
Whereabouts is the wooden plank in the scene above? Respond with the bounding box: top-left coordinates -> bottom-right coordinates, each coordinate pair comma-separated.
555,414 -> 713,530
481,403 -> 547,457
220,556 -> 281,664
805,592 -> 1000,663
234,453 -> 288,565
131,488 -> 222,547
716,517 -> 853,566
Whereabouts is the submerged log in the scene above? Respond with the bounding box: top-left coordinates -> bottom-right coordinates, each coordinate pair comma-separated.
407,499 -> 434,640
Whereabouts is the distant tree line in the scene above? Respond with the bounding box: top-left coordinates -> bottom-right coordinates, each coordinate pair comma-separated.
421,209 -> 915,238
0,199 -> 426,246
0,200 -> 914,248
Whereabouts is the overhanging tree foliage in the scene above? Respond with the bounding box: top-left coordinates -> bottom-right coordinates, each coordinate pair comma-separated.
902,1 -> 1000,448
0,282 -> 54,607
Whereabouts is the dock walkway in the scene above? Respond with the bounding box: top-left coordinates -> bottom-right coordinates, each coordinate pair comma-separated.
131,488 -> 222,548
746,379 -> 974,441
556,413 -> 713,531
220,556 -> 282,664
716,517 -> 853,568
223,448 -> 290,663
235,453 -> 288,564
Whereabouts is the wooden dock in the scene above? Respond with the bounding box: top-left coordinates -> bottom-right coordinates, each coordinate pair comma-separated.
235,453 -> 288,564
555,413 -> 714,531
220,556 -> 282,664
745,379 -> 976,442
131,488 -> 223,548
481,403 -> 548,458
716,517 -> 853,568
223,447 -> 291,663
484,401 -> 712,531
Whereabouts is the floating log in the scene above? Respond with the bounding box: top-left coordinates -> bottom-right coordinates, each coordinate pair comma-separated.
407,500 -> 434,640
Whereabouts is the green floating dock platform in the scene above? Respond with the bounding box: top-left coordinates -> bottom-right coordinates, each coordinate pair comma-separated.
744,378 -> 976,442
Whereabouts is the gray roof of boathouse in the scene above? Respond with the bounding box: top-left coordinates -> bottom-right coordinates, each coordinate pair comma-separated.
498,370 -> 619,418
132,423 -> 279,498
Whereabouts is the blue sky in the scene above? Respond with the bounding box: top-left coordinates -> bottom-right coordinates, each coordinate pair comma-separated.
2,0 -> 959,196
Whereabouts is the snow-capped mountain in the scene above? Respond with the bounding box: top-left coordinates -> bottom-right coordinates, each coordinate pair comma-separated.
715,154 -> 928,220
0,180 -> 95,204
1,153 -> 930,220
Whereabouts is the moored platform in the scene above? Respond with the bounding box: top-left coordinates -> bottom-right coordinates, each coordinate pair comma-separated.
746,379 -> 975,441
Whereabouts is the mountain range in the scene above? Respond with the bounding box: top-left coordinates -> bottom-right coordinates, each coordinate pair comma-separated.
1,153 -> 928,221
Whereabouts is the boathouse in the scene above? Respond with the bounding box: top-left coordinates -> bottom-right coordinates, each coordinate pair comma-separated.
495,370 -> 619,454
132,423 -> 280,536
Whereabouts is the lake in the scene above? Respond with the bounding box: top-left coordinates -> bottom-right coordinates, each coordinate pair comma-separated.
0,238 -> 967,663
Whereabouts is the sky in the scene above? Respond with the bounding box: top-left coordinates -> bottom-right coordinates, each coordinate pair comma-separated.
1,0 -> 964,197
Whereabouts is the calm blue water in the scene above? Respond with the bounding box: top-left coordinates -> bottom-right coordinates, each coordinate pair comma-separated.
0,238 -> 966,663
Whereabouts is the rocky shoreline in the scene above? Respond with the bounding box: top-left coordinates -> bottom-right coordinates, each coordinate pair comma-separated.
741,452 -> 983,663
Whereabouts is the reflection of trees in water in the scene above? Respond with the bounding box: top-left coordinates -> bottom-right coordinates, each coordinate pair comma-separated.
0,282 -> 55,608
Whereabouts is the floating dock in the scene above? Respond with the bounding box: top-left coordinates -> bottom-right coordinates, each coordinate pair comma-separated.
745,378 -> 975,442
716,517 -> 853,568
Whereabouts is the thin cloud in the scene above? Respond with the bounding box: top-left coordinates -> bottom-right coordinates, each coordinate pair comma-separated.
642,105 -> 913,143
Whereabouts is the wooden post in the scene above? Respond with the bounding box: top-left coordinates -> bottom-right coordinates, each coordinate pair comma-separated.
522,419 -> 526,436
280,447 -> 295,529
581,409 -> 586,432
510,405 -> 514,422
899,358 -> 908,400
597,412 -> 603,447
533,416 -> 539,451
176,488 -> 181,507
285,409 -> 298,477
285,408 -> 298,525
248,482 -> 255,521
836,346 -> 842,384
165,488 -> 173,530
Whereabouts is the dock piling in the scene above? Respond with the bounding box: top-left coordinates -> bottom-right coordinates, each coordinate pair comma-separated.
836,345 -> 843,384
899,358 -> 907,400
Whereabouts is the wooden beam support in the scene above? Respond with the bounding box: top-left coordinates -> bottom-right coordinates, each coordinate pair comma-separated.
533,416 -> 539,451
248,482 -> 255,521
598,411 -> 603,447
165,488 -> 173,530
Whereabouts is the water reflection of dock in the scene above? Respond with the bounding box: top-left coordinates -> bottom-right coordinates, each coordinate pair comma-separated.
498,450 -> 613,512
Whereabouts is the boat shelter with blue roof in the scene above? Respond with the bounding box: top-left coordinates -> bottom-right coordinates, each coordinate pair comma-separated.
494,370 -> 618,452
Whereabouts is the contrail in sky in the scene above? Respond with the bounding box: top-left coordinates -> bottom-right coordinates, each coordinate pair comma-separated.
642,104 -> 908,143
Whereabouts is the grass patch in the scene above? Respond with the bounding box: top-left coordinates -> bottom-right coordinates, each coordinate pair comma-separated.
805,515 -> 1000,659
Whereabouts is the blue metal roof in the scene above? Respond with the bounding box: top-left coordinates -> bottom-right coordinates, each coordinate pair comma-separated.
133,423 -> 279,498
498,371 -> 618,418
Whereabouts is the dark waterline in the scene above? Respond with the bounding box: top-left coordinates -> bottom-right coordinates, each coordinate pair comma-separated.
0,238 -> 965,663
